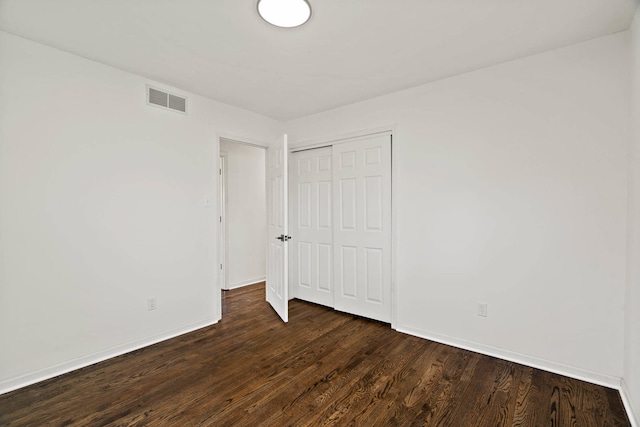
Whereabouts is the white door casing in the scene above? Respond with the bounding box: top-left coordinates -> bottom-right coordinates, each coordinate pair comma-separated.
266,134 -> 289,322
219,153 -> 228,291
289,147 -> 334,307
333,135 -> 392,323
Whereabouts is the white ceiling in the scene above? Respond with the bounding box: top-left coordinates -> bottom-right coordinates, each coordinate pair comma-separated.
0,0 -> 637,121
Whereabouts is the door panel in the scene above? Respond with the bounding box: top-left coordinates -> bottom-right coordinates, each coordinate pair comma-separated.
365,247 -> 383,302
340,178 -> 357,230
318,181 -> 332,228
365,176 -> 383,230
317,243 -> 332,291
341,246 -> 358,298
299,241 -> 312,287
266,135 -> 288,322
298,182 -> 312,227
333,135 -> 391,323
289,146 -> 334,308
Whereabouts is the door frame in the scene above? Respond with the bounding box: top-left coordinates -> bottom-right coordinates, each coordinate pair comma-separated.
219,151 -> 228,290
288,124 -> 398,328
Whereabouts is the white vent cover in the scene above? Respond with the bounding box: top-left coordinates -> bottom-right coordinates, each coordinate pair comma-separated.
146,85 -> 187,114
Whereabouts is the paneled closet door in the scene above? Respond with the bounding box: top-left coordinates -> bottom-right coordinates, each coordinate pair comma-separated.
290,147 -> 334,308
333,135 -> 392,323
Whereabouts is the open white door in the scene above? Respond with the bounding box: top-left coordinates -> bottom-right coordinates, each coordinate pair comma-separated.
266,134 -> 289,322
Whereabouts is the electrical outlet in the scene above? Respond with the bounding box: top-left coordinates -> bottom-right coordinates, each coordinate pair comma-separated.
478,303 -> 488,317
148,297 -> 157,311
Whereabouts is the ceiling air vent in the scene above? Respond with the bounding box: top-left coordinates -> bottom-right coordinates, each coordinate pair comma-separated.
146,85 -> 187,114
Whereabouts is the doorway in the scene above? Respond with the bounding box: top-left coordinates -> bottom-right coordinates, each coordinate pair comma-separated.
219,139 -> 267,291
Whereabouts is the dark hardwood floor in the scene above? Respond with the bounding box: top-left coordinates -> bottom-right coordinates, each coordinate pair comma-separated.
0,283 -> 630,426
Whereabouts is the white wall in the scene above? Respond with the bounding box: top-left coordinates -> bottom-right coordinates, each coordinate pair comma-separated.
220,140 -> 266,288
0,22 -> 635,407
0,31 -> 282,393
287,33 -> 630,383
625,6 -> 640,425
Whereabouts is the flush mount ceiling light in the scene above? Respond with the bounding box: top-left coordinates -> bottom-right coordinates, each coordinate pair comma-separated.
257,0 -> 311,28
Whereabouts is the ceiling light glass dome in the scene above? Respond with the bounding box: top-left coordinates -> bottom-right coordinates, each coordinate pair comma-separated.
257,0 -> 312,28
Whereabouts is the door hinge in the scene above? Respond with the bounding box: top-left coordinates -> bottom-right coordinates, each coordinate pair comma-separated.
220,216 -> 222,223
219,169 -> 222,175
220,264 -> 223,270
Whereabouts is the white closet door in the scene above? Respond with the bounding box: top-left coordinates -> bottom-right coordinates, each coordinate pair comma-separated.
290,147 -> 334,308
333,135 -> 392,323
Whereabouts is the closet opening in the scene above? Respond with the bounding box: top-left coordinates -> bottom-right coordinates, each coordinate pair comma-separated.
289,133 -> 393,323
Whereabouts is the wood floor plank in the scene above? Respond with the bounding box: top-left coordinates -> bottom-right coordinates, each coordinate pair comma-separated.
0,283 -> 631,426
511,366 -> 538,427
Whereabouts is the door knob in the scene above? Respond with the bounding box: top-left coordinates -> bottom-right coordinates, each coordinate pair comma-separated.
276,234 -> 292,241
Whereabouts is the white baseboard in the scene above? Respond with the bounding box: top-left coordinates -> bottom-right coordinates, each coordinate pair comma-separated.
394,325 -> 621,389
0,315 -> 220,396
227,276 -> 265,290
621,379 -> 640,427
